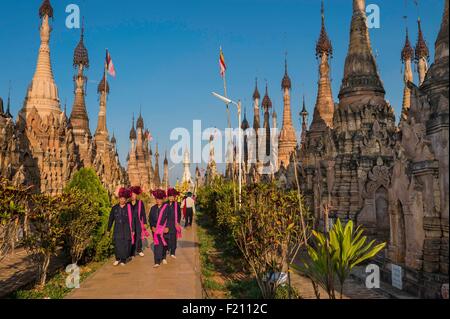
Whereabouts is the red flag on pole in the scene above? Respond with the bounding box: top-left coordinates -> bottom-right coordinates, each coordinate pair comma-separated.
106,50 -> 116,77
219,47 -> 226,78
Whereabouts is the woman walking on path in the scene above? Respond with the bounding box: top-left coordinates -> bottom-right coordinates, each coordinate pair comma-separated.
149,189 -> 169,268
181,192 -> 196,228
166,188 -> 182,259
107,188 -> 135,266
129,186 -> 149,258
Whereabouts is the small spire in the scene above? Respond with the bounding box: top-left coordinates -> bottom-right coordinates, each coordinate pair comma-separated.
164,150 -> 168,164
6,81 -> 12,118
272,105 -> 277,118
316,0 -> 333,58
111,132 -> 117,144
434,0 -> 449,62
97,71 -> 110,94
281,53 -> 292,90
129,114 -> 137,140
415,17 -> 430,61
252,78 -> 260,100
301,95 -> 308,116
262,82 -> 272,111
74,17 -> 89,68
136,106 -> 144,129
39,0 -> 54,19
241,107 -> 249,130
401,27 -> 414,62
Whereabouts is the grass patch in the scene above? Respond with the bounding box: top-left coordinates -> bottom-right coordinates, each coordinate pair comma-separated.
226,278 -> 261,299
7,261 -> 105,299
197,210 -> 262,299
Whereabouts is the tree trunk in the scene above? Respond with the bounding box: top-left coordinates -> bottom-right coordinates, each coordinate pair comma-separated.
37,252 -> 51,289
23,208 -> 29,239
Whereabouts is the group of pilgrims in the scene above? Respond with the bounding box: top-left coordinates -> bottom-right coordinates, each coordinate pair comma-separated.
107,186 -> 197,268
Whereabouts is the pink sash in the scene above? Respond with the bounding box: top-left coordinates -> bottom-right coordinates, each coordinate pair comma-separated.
174,203 -> 182,239
126,204 -> 135,245
154,204 -> 168,246
137,201 -> 150,239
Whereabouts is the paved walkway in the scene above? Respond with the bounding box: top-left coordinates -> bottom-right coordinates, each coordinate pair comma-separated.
290,265 -> 417,299
290,271 -> 390,299
66,223 -> 202,299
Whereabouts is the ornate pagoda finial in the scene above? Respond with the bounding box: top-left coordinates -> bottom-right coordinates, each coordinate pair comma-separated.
6,81 -> 12,118
241,107 -> 249,130
301,94 -> 308,117
281,53 -> 292,90
97,71 -> 110,94
253,78 -> 260,100
136,106 -> 144,129
401,27 -> 414,62
73,17 -> 89,68
129,114 -> 137,140
434,0 -> 449,62
415,17 -> 430,61
39,0 -> 54,19
339,0 -> 385,99
316,0 -> 333,58
262,82 -> 272,111
111,132 -> 116,144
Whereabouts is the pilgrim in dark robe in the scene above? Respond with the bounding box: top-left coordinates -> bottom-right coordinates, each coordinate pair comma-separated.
129,186 -> 148,257
149,189 -> 169,267
108,188 -> 135,266
166,188 -> 182,257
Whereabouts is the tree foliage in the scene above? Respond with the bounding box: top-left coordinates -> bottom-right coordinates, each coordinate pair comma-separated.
196,177 -> 239,254
61,189 -> 101,264
22,193 -> 77,289
0,179 -> 32,260
1,169 -> 114,289
64,168 -> 112,261
233,183 -> 312,299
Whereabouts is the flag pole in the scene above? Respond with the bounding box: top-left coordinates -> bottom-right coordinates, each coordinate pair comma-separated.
223,72 -> 231,129
220,46 -> 237,210
220,46 -> 231,129
104,49 -> 108,95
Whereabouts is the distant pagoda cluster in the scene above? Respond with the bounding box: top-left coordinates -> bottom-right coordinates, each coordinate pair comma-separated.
200,0 -> 449,298
0,0 -> 127,195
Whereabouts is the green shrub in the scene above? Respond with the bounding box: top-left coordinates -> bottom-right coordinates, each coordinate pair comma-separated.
64,168 -> 112,262
275,284 -> 300,299
197,177 -> 238,254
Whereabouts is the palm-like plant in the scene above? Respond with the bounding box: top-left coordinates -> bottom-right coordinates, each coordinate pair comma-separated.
300,230 -> 337,298
301,218 -> 386,299
331,219 -> 386,298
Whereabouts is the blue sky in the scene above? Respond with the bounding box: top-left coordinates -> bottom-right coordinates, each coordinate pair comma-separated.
0,0 -> 444,184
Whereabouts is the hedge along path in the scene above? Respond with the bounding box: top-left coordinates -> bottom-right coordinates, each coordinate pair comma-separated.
66,223 -> 202,299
